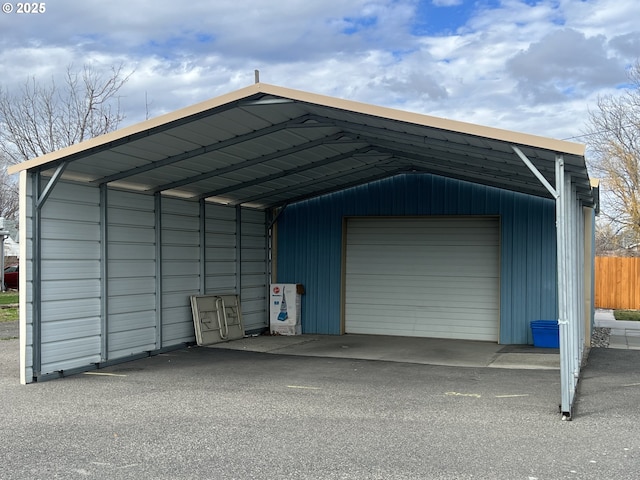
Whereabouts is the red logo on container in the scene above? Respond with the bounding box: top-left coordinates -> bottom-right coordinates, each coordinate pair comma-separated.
273,286 -> 280,294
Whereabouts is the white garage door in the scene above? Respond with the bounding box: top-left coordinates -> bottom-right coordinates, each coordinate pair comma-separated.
345,217 -> 499,341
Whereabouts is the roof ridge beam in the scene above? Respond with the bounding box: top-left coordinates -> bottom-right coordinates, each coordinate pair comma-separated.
195,146 -> 379,200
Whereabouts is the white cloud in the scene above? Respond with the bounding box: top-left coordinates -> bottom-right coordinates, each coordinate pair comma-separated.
1,0 -> 639,142
507,29 -> 625,103
432,0 -> 464,6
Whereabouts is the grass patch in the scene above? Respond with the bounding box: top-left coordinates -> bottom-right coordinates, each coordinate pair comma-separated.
0,307 -> 18,322
614,310 -> 640,321
0,292 -> 18,305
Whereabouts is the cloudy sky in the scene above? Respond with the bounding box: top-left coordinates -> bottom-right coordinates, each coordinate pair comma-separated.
1,0 -> 639,143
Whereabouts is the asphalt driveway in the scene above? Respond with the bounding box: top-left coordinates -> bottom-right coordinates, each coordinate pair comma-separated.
1,338 -> 639,479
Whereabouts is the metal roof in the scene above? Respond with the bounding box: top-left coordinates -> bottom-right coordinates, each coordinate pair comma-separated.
8,83 -> 595,208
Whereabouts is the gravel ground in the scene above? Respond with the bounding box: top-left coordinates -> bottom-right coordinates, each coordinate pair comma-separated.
590,327 -> 611,348
0,319 -> 18,340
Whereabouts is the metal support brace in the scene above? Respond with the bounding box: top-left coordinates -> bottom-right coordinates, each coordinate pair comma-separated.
268,204 -> 288,230
35,163 -> 68,208
512,146 -> 558,199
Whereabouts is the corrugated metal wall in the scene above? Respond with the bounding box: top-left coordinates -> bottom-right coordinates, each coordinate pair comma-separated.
276,173 -> 557,344
240,208 -> 268,332
161,198 -> 201,347
107,191 -> 157,358
201,205 -> 268,331
205,204 -> 237,293
22,179 -> 268,382
40,182 -> 102,372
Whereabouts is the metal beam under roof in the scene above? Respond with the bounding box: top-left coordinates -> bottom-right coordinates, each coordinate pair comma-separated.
7,82 -> 595,209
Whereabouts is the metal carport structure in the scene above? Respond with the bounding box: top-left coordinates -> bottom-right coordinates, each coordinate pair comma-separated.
8,82 -> 597,418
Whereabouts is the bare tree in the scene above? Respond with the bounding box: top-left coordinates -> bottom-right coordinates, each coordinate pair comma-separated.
0,63 -> 132,165
0,64 -> 132,221
0,159 -> 18,219
586,61 -> 640,255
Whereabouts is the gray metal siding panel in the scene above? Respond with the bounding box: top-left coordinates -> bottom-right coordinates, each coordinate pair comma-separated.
276,173 -> 557,343
161,198 -> 199,346
205,204 -> 237,294
39,182 -> 102,373
107,190 -> 157,358
240,208 -> 268,331
25,182 -> 269,379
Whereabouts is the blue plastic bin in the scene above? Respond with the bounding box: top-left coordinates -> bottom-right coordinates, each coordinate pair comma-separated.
530,320 -> 559,348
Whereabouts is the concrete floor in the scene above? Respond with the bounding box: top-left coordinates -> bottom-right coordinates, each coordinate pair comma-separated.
210,333 -> 561,370
210,309 -> 640,368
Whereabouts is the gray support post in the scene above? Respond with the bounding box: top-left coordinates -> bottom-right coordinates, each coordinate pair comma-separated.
578,203 -> 586,350
236,205 -> 242,295
565,175 -> 577,387
265,210 -> 272,318
568,179 -> 579,379
512,146 -> 580,418
199,199 -> 206,295
31,172 -> 42,378
155,193 -> 163,349
264,209 -> 273,296
557,155 -> 572,419
570,183 -> 584,378
100,184 -> 109,361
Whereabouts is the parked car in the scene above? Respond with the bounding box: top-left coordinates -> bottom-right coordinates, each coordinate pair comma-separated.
4,264 -> 18,290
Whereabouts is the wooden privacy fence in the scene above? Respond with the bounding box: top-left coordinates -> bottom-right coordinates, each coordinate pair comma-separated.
595,257 -> 640,310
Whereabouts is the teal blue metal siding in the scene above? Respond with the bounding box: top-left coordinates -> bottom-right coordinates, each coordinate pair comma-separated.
276,174 -> 557,344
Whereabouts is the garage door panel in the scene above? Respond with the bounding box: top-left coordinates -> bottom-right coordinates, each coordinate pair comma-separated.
347,277 -> 496,296
347,297 -> 499,310
347,247 -> 498,270
345,304 -> 498,320
347,275 -> 497,291
347,263 -> 497,278
347,245 -> 498,262
349,231 -> 498,246
345,217 -> 499,341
